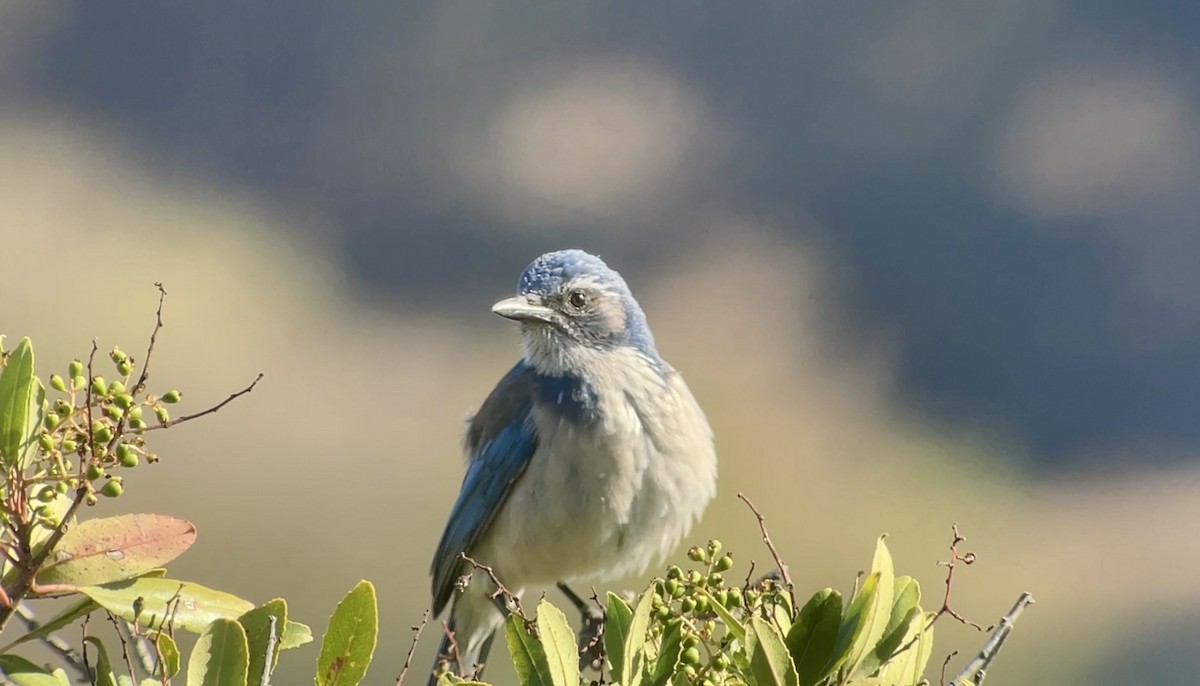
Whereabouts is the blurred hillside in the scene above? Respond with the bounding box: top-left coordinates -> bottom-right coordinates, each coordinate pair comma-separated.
2,3 -> 1200,684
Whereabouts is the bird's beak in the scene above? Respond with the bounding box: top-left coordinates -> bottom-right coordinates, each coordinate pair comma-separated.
492,296 -> 556,323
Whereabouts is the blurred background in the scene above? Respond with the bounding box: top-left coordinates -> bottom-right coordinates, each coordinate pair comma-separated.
3,2 -> 1199,683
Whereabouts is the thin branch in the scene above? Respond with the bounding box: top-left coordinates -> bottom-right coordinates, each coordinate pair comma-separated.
260,615 -> 278,686
459,552 -> 528,622
948,592 -> 1035,686
132,283 -> 167,396
737,492 -> 797,616
394,609 -> 429,685
940,650 -> 958,686
888,524 -> 991,663
139,373 -> 264,433
106,611 -> 139,683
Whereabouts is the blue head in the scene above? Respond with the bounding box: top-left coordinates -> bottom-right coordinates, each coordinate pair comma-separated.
492,250 -> 660,369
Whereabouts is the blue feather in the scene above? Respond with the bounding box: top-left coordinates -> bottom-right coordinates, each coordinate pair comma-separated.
430,363 -> 540,614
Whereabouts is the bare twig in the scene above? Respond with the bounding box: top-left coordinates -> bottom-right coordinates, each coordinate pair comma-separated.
737,493 -> 797,616
458,552 -> 528,622
106,611 -> 139,683
948,592 -> 1035,686
940,650 -> 958,686
260,615 -> 278,686
140,373 -> 264,432
132,283 -> 167,396
394,609 -> 429,685
888,524 -> 993,664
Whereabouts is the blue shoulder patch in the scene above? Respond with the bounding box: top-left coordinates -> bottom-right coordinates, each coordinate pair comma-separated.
430,363 -> 540,615
532,371 -> 599,424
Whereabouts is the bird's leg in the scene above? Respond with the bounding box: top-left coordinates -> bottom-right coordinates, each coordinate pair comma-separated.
557,582 -> 605,671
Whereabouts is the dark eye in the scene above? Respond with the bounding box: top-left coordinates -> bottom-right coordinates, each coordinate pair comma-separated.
566,290 -> 589,310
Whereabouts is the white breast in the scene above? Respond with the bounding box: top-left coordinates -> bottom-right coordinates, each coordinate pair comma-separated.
475,352 -> 717,587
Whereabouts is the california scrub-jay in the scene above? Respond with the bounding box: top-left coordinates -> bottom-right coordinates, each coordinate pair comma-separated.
429,249 -> 718,680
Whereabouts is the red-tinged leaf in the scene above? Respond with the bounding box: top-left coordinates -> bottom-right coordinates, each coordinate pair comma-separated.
37,514 -> 196,587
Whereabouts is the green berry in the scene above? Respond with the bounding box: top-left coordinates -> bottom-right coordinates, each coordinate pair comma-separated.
99,479 -> 123,498
688,570 -> 704,585
161,390 -> 181,404
129,418 -> 146,431
664,579 -> 681,597
49,374 -> 67,392
726,588 -> 743,608
712,654 -> 731,671
109,380 -> 125,395
681,647 -> 701,666
44,413 -> 61,430
35,505 -> 55,519
116,360 -> 133,377
694,597 -> 710,614
117,444 -> 138,468
61,439 -> 77,453
715,553 -> 734,572
85,493 -> 98,506
687,545 -> 708,563
54,399 -> 73,417
68,360 -> 83,378
92,425 -> 113,444
681,634 -> 698,649
36,486 -> 57,503
655,605 -> 671,620
55,480 -> 70,494
715,590 -> 729,608
104,404 -> 123,421
86,464 -> 105,481
154,406 -> 170,424
707,572 -> 724,588
680,597 -> 696,613
667,565 -> 684,580
90,376 -> 107,396
114,393 -> 134,409
38,434 -> 55,452
72,375 -> 86,390
109,347 -> 127,364
128,406 -> 143,420
707,539 -> 722,557
681,665 -> 696,679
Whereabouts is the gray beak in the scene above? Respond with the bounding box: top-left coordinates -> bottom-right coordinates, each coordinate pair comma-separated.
491,295 -> 556,323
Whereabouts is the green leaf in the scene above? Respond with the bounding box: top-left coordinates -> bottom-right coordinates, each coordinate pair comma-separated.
0,337 -> 36,468
79,577 -> 255,635
0,654 -> 69,686
700,589 -> 747,642
535,600 -> 579,686
749,616 -> 800,686
156,632 -> 181,679
835,537 -> 895,678
784,588 -> 842,686
316,580 -> 378,686
187,618 -> 249,686
239,599 -> 286,681
83,636 -> 118,686
38,514 -> 198,587
603,592 -> 633,684
280,619 -> 314,650
505,614 -> 550,686
824,572 -> 878,677
878,611 -> 935,686
859,576 -> 922,678
649,619 -> 683,686
622,587 -> 656,684
1,597 -> 99,653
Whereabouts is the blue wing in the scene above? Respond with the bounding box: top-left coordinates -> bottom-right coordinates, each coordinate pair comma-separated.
430,362 -> 540,615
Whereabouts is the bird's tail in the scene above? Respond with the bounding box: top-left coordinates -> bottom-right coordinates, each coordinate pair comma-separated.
426,616 -> 496,686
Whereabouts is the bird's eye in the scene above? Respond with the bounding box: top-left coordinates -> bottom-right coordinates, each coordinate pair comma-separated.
566,290 -> 589,310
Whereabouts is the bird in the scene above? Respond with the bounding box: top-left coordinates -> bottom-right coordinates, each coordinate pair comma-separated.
428,249 -> 718,682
